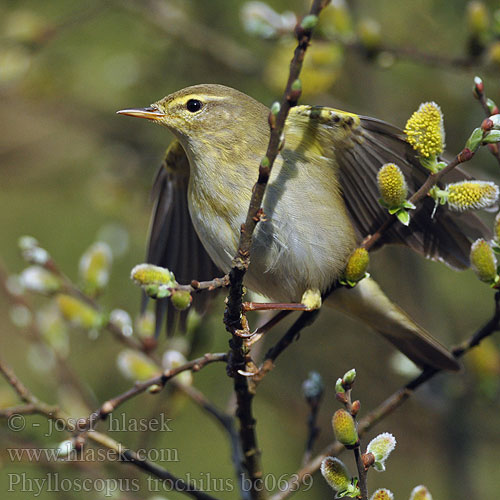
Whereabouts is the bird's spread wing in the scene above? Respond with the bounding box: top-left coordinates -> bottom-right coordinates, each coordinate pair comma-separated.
288,106 -> 489,269
145,140 -> 220,335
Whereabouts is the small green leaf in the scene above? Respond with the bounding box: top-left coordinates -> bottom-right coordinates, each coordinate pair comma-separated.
396,209 -> 410,225
483,130 -> 500,144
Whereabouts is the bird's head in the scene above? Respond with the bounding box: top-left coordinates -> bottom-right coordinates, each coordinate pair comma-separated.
117,84 -> 269,155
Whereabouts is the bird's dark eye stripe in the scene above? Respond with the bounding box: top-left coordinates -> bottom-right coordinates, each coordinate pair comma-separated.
186,99 -> 202,112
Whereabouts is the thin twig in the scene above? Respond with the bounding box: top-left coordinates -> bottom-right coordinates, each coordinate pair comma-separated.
270,292 -> 500,500
85,353 -> 227,431
222,3 -> 332,498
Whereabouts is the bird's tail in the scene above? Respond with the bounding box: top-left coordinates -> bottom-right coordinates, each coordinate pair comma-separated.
327,277 -> 460,371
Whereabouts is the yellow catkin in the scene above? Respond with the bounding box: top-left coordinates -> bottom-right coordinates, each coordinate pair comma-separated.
446,181 -> 499,211
320,457 -> 350,492
470,239 -> 497,282
410,485 -> 433,500
405,102 -> 445,157
372,489 -> 394,500
345,247 -> 369,283
377,163 -> 407,207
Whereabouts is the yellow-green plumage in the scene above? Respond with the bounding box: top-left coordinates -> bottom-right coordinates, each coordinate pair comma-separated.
118,84 -> 490,371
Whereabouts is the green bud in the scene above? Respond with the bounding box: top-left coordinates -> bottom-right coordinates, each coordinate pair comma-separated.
473,76 -> 484,98
470,239 -> 498,283
332,409 -> 358,446
344,248 -> 369,285
343,368 -> 356,386
465,127 -> 484,152
301,14 -> 318,30
117,349 -> 160,381
370,489 -> 394,500
366,432 -> 397,472
270,101 -> 280,115
482,129 -> 500,143
335,377 -> 345,394
291,79 -> 302,91
261,156 -> 270,168
170,290 -> 192,311
56,294 -> 103,330
410,485 -> 433,500
19,266 -> 61,294
79,242 -> 112,296
320,457 -> 359,496
487,98 -> 499,114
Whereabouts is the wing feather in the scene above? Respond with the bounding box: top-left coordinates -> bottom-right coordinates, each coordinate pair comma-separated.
144,140 -> 221,335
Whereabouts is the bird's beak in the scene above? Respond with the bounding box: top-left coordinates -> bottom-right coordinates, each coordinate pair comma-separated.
116,106 -> 165,122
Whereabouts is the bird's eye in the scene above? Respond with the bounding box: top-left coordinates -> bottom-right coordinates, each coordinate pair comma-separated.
186,99 -> 202,112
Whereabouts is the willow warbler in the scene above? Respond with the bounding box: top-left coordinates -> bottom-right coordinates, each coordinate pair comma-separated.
118,84 -> 487,371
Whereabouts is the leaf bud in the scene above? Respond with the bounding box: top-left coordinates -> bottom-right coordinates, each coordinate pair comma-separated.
170,289 -> 192,311
343,368 -> 357,386
465,127 -> 484,152
301,14 -> 318,30
332,409 -> 358,447
335,377 -> 345,394
473,76 -> 484,98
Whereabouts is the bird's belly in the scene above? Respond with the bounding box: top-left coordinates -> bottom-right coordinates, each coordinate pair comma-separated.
188,165 -> 357,303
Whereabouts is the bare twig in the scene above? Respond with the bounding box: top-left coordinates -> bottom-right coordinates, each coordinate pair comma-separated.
270,292 -> 500,500
85,352 -> 227,431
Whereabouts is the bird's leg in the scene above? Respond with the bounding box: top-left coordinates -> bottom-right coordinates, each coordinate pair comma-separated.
243,302 -> 312,312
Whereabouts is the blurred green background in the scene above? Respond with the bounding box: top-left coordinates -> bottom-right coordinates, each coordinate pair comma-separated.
1,0 -> 500,498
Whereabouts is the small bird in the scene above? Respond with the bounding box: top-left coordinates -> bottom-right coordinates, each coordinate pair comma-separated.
118,84 -> 487,371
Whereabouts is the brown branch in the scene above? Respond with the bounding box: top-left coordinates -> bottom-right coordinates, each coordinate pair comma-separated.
85,352 -> 227,431
270,291 -> 500,500
221,4 -> 332,498
0,358 -> 222,500
253,311 -> 320,384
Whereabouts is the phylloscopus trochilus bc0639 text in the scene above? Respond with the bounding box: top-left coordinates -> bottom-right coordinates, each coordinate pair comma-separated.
118,84 -> 491,371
